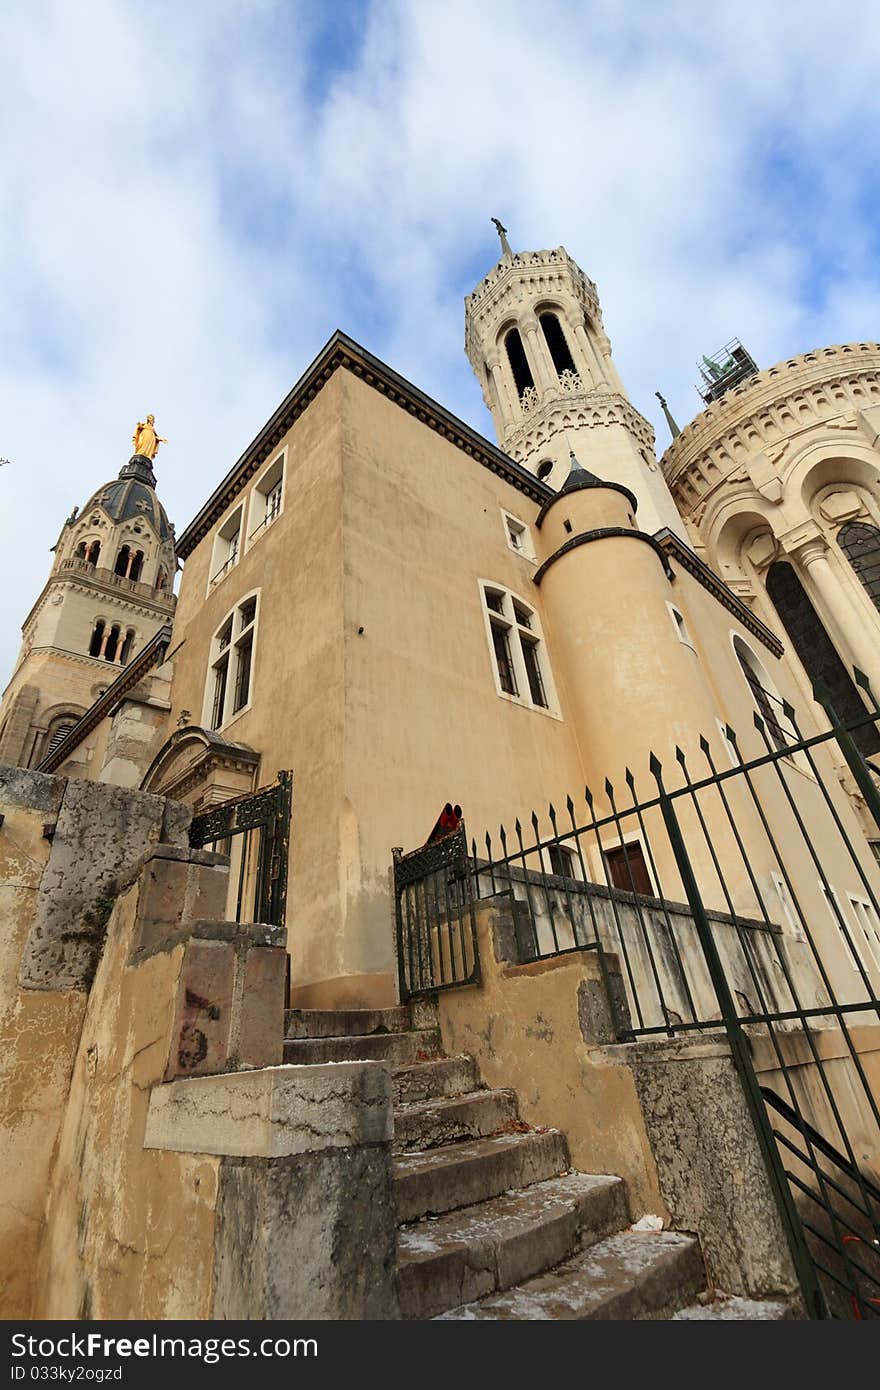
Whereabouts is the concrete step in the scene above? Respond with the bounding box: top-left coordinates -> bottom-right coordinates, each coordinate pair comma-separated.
672,1296 -> 799,1320
394,1129 -> 570,1224
394,1089 -> 519,1153
284,1006 -> 412,1040
283,1029 -> 442,1067
438,1230 -> 704,1319
398,1173 -> 628,1319
392,1056 -> 480,1106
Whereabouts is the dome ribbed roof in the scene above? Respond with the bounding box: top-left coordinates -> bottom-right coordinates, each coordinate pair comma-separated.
81,455 -> 172,542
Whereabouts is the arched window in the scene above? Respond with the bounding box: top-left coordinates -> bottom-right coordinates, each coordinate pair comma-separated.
44,720 -> 77,758
837,521 -> 880,614
115,545 -> 130,577
156,567 -> 167,591
87,540 -> 101,565
766,561 -> 880,756
120,629 -> 135,663
129,550 -> 144,582
75,542 -> 87,560
504,327 -> 535,398
88,619 -> 105,658
537,460 -> 554,481
539,312 -> 577,378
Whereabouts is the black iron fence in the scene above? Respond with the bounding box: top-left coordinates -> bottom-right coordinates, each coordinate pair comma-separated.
189,770 -> 292,929
449,673 -> 880,1319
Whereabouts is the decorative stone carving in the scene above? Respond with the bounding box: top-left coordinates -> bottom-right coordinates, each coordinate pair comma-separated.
818,490 -> 863,523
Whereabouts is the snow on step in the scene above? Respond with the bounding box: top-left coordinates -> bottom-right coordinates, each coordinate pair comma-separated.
398,1173 -> 627,1319
437,1230 -> 704,1320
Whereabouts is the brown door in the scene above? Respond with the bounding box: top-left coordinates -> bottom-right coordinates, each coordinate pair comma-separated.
604,841 -> 653,896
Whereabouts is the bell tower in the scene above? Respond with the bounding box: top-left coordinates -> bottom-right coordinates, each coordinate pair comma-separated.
465,228 -> 687,538
0,432 -> 177,774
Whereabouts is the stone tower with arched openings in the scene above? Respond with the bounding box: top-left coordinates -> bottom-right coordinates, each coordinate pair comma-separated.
0,449 -> 177,774
464,235 -> 688,538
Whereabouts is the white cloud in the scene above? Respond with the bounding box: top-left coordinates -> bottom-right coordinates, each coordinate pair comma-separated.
1,0 -> 878,678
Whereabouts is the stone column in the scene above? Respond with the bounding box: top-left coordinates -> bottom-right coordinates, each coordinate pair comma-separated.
794,538 -> 880,695
522,313 -> 557,399
572,319 -> 610,392
487,349 -> 521,429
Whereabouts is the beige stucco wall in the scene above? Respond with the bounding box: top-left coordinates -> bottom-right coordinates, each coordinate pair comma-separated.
0,783 -> 85,1317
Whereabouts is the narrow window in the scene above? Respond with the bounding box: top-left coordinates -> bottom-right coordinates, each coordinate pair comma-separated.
206,599 -> 258,728
548,844 -> 577,879
248,455 -> 285,543
734,636 -> 790,753
120,629 -> 135,663
87,540 -> 101,565
129,551 -> 144,582
491,622 -> 518,696
521,638 -> 547,708
480,585 -> 556,713
539,312 -> 577,378
115,545 -> 130,578
210,658 -> 229,730
604,842 -> 652,896
668,603 -> 695,650
233,631 -> 253,713
210,507 -> 244,588
504,327 -> 535,398
89,619 -> 105,658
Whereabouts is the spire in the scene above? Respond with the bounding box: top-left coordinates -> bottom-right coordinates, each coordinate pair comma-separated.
561,449 -> 602,491
655,391 -> 681,441
490,217 -> 513,258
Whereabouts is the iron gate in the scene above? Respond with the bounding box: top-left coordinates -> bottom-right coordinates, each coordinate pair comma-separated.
393,822 -> 480,1000
189,770 -> 292,928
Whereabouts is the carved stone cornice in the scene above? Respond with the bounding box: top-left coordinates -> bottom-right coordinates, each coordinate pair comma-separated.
503,389 -> 656,462
660,343 -> 880,516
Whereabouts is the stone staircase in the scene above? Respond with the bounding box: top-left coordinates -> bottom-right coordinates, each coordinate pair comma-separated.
283,1003 -> 793,1320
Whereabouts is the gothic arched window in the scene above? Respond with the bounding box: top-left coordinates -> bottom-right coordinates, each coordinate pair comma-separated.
539,312 -> 577,379
837,520 -> 880,614
115,545 -> 130,577
129,550 -> 144,582
504,328 -> 535,399
765,561 -> 880,756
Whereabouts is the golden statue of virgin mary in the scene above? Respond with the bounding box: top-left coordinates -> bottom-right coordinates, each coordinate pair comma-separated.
132,414 -> 167,461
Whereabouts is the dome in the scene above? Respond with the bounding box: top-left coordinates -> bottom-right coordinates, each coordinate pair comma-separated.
81,454 -> 173,543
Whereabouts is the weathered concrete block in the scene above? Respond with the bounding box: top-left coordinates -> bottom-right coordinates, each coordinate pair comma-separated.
612,1032 -> 800,1299
213,1146 -> 399,1320
145,1061 -> 394,1158
0,765 -> 66,817
164,938 -> 235,1080
19,778 -> 170,990
134,854 -> 229,957
236,946 -> 286,1069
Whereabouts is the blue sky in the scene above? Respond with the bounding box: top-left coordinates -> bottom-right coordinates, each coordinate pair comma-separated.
2,0 -> 880,677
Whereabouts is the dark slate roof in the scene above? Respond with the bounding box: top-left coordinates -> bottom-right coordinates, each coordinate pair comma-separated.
81,455 -> 172,542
